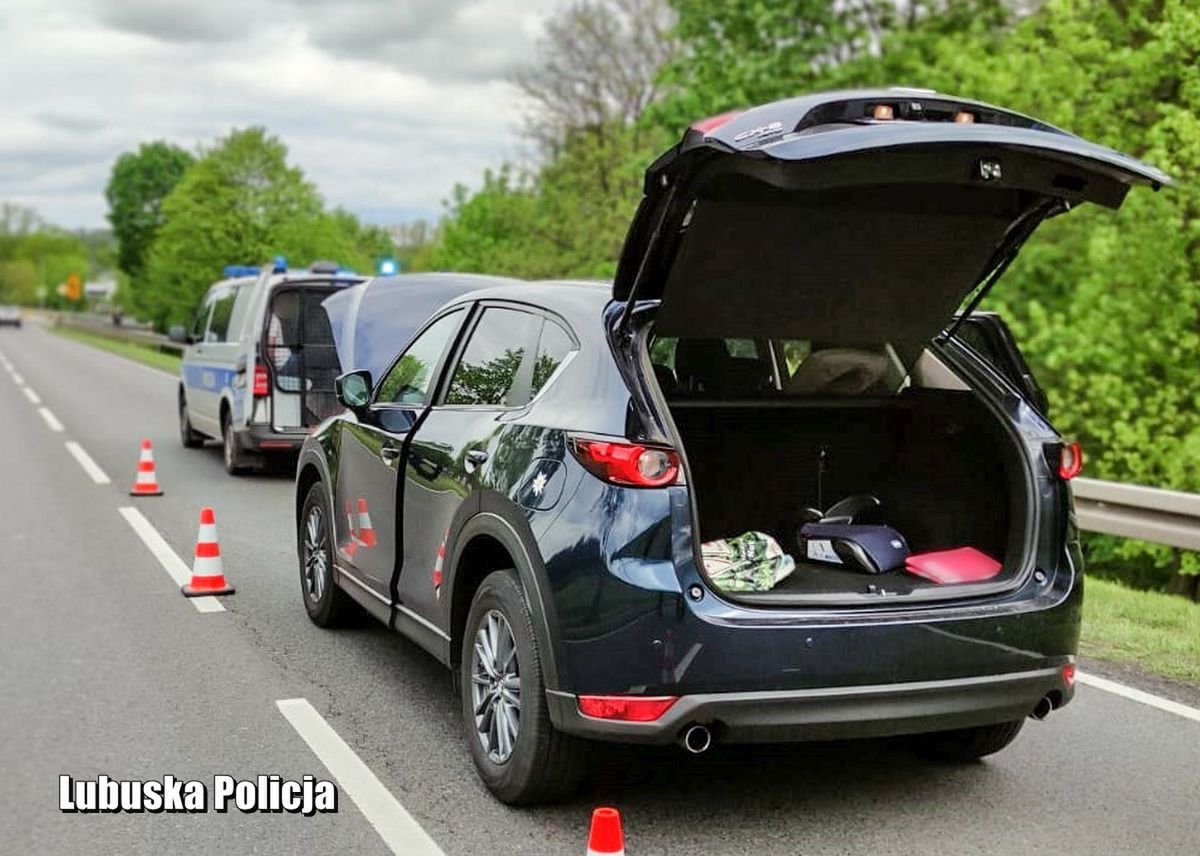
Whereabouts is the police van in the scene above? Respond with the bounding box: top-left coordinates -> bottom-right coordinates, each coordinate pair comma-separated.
170,260 -> 363,474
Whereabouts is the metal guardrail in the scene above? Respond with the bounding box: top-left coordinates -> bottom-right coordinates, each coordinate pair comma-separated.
1073,477 -> 1200,551
54,312 -> 185,355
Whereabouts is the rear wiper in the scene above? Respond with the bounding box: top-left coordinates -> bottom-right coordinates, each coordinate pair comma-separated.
938,198 -> 1064,345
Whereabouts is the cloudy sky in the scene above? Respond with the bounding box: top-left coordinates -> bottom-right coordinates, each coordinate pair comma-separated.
0,0 -> 574,229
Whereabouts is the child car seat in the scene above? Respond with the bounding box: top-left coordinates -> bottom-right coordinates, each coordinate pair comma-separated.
798,494 -> 910,574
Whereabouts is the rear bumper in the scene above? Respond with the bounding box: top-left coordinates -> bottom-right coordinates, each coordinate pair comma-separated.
237,423 -> 306,453
548,666 -> 1073,745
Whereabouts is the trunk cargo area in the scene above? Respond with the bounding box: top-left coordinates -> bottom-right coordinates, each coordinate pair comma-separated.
264,287 -> 344,431
671,389 -> 1024,602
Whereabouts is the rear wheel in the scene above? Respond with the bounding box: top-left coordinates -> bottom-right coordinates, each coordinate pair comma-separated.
460,569 -> 588,804
299,482 -> 355,627
915,719 -> 1025,762
179,393 -> 204,448
221,411 -> 252,475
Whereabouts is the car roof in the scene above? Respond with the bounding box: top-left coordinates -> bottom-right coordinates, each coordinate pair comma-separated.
446,279 -> 610,320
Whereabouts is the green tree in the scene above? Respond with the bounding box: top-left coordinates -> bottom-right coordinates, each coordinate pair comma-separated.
105,141 -> 194,277
135,127 -> 381,328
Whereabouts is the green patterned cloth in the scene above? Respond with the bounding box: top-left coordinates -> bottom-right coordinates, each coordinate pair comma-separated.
702,531 -> 796,593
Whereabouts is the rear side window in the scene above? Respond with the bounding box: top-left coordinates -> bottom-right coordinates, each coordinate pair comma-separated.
206,288 -> 237,342
531,319 -> 574,397
225,284 -> 255,341
192,295 -> 215,340
445,308 -> 542,407
376,309 -> 464,406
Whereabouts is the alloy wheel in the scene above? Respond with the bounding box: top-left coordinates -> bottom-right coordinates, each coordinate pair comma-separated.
470,609 -> 521,764
303,503 -> 328,603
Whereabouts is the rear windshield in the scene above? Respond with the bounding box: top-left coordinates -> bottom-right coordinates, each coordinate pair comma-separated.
651,336 -> 904,398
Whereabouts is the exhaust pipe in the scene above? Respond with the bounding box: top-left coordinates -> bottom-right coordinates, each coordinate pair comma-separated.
1029,696 -> 1053,720
680,724 -> 713,755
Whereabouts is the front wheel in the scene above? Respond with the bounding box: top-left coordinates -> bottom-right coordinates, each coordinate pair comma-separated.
179,393 -> 204,448
298,482 -> 356,627
460,569 -> 588,804
915,719 -> 1025,762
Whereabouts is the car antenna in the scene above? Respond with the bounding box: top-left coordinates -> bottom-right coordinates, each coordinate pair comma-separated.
939,198 -> 1063,344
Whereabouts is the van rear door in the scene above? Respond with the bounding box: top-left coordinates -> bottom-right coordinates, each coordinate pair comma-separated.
262,285 -> 346,432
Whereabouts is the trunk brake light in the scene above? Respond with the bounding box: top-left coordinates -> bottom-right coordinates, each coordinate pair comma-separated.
253,364 -> 269,398
577,695 -> 679,722
1058,441 -> 1083,480
569,437 -> 680,487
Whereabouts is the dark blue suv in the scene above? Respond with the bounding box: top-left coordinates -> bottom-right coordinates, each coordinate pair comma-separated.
294,90 -> 1169,803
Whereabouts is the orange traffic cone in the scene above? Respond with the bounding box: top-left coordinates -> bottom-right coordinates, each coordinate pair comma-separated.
587,807 -> 625,856
182,507 -> 235,597
357,498 -> 376,548
129,438 -> 163,496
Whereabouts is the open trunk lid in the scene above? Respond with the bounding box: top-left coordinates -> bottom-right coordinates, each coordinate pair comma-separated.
614,89 -> 1171,346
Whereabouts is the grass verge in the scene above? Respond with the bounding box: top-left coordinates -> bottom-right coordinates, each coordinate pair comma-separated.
49,325 -> 181,374
1081,576 -> 1200,684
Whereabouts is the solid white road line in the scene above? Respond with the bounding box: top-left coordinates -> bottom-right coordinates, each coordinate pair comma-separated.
117,507 -> 224,614
1077,671 -> 1200,724
22,386 -> 41,404
276,698 -> 445,856
65,441 -> 111,485
38,407 -> 64,432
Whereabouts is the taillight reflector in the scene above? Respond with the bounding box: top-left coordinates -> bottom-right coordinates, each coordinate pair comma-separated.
1062,663 -> 1076,688
253,364 -> 269,397
1058,441 -> 1083,480
569,437 -> 680,487
577,695 -> 679,722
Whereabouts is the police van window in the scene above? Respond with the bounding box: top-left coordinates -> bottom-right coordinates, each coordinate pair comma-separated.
530,318 -> 574,398
376,309 -> 465,406
445,308 -> 542,407
192,295 -> 215,340
225,285 -> 254,342
206,289 -> 237,343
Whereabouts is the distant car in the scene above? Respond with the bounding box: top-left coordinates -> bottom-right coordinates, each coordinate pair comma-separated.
0,305 -> 22,328
294,89 -> 1169,804
171,260 -> 364,474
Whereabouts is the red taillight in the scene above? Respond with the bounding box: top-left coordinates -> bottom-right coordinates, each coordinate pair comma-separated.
1062,663 -> 1076,688
569,437 -> 680,487
577,695 -> 678,722
690,109 -> 743,135
253,364 -> 269,397
1058,441 -> 1083,480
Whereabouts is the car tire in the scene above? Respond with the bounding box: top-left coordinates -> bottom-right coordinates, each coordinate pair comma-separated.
298,481 -> 356,627
915,719 -> 1025,762
221,411 -> 252,475
179,393 -> 204,448
460,569 -> 588,804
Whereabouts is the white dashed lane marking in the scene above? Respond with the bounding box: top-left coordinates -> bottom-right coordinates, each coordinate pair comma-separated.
1078,671 -> 1200,724
22,386 -> 41,404
65,441 -> 111,485
38,407 -> 64,432
277,698 -> 446,856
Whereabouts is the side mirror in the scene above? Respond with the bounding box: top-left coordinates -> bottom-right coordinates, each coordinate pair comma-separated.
168,324 -> 191,344
335,370 -> 373,410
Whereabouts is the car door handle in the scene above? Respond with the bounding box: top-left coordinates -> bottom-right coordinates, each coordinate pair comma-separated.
380,446 -> 401,464
465,449 -> 489,470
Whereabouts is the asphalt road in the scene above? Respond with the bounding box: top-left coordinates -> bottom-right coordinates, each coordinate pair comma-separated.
1,321 -> 1198,855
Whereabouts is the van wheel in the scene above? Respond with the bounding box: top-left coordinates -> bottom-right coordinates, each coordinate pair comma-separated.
916,719 -> 1025,762
221,411 -> 251,475
299,482 -> 355,627
179,393 -> 204,448
460,569 -> 588,804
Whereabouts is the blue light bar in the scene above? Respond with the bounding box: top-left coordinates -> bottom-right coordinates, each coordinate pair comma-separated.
223,265 -> 261,277
273,255 -> 287,273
